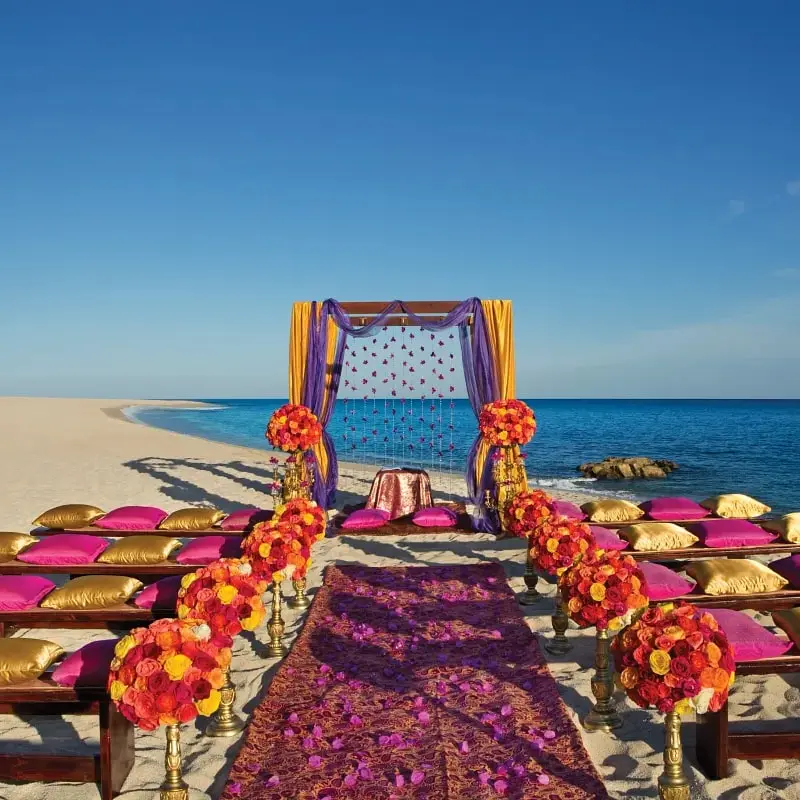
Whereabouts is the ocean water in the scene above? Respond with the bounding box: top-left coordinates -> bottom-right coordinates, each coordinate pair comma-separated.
128,399 -> 800,514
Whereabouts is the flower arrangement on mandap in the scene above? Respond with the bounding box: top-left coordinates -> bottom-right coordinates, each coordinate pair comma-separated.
504,489 -> 559,538
529,517 -> 597,575
108,618 -> 231,730
177,558 -> 267,637
560,549 -> 649,631
266,403 -> 322,453
478,399 -> 536,447
613,602 -> 735,714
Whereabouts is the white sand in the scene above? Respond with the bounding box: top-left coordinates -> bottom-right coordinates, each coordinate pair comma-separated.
0,397 -> 797,800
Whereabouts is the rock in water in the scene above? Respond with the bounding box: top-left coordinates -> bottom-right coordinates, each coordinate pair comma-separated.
577,457 -> 678,480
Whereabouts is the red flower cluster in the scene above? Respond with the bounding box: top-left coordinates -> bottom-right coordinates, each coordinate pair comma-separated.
478,399 -> 536,447
266,404 -> 322,452
274,498 -> 327,542
504,489 -> 558,537
242,519 -> 310,583
108,618 -> 231,731
612,602 -> 735,715
560,550 -> 649,631
177,558 -> 267,638
529,517 -> 597,576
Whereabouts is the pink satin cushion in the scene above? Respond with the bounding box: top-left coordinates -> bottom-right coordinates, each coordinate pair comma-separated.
553,500 -> 587,521
51,639 -> 117,687
690,519 -> 777,548
412,507 -> 457,528
639,562 -> 695,601
17,534 -> 108,565
765,554 -> 800,590
174,536 -> 242,565
704,608 -> 793,662
590,526 -> 627,551
93,506 -> 168,531
640,497 -> 709,521
341,509 -> 390,531
133,575 -> 183,610
0,576 -> 56,610
218,509 -> 272,532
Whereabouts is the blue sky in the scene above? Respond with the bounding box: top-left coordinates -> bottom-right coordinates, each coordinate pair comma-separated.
1,1 -> 798,399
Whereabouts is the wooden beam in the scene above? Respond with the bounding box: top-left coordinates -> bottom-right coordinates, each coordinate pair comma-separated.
337,301 -> 464,315
343,315 -> 471,327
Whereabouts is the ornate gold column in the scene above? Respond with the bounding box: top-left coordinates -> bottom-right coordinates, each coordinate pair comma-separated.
159,724 -> 189,800
518,547 -> 542,605
658,711 -> 690,800
582,627 -> 623,732
266,580 -> 288,658
288,576 -> 311,609
204,667 -> 245,737
544,587 -> 572,654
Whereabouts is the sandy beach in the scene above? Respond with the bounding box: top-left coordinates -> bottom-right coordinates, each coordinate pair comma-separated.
0,397 -> 797,800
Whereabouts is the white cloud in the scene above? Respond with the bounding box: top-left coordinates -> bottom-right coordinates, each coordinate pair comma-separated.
775,268 -> 800,279
728,199 -> 746,216
787,181 -> 800,197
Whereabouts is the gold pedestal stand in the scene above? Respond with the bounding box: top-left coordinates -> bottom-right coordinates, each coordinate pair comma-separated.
266,580 -> 288,658
658,711 -> 691,800
159,724 -> 189,800
582,627 -> 623,732
518,552 -> 542,605
485,446 -> 528,533
281,451 -> 313,503
204,667 -> 246,738
288,576 -> 311,609
544,588 -> 572,654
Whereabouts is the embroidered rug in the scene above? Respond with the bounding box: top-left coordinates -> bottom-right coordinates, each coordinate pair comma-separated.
221,564 -> 608,799
330,502 -> 475,536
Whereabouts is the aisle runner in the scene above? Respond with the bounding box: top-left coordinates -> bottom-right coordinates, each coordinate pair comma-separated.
222,564 -> 608,799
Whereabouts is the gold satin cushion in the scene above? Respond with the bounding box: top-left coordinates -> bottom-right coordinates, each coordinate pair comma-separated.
772,608 -> 800,650
97,535 -> 181,565
581,499 -> 644,523
763,513 -> 800,545
33,504 -> 106,529
618,522 -> 699,552
686,559 -> 788,596
700,494 -> 771,519
0,532 -> 39,562
0,638 -> 64,685
159,508 -> 226,532
40,576 -> 143,610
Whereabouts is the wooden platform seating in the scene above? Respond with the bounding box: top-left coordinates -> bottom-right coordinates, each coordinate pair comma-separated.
0,603 -> 171,637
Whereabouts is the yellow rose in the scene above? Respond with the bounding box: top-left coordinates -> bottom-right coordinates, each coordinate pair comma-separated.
164,654 -> 192,681
664,625 -> 685,641
301,513 -> 315,525
242,610 -> 264,631
114,635 -> 135,660
589,582 -> 606,602
177,604 -> 190,619
515,508 -> 525,520
674,698 -> 693,716
180,573 -> 198,590
258,542 -> 272,558
217,584 -> 237,604
649,649 -> 671,676
196,689 -> 221,717
546,538 -> 559,553
608,616 -> 625,632
630,576 -> 641,592
109,680 -> 127,701
498,430 -> 508,440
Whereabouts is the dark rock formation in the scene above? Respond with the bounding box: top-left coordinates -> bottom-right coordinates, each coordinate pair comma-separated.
577,457 -> 678,480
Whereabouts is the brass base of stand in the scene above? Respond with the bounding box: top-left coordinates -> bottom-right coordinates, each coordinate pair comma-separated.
519,563 -> 542,605
544,634 -> 573,655
287,577 -> 311,609
204,669 -> 246,738
582,706 -> 624,732
544,591 -> 572,654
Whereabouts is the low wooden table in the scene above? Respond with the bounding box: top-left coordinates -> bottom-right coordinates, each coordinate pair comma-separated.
366,468 -> 433,520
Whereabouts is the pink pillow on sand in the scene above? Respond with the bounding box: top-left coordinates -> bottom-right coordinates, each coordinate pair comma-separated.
765,554 -> 800,590
639,497 -> 709,521
412,507 -> 458,528
0,576 -> 56,610
17,534 -> 108,565
174,536 -> 242,565
639,562 -> 695,601
51,639 -> 118,687
704,608 -> 793,662
690,519 -> 777,548
133,575 -> 183,610
341,509 -> 390,531
218,509 -> 272,532
553,500 -> 587,521
93,505 -> 168,531
590,526 -> 628,551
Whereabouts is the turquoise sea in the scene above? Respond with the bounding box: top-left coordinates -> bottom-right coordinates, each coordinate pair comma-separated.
128,399 -> 800,514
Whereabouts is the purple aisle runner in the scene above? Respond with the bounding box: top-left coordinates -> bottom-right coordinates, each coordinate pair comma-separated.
222,564 -> 608,799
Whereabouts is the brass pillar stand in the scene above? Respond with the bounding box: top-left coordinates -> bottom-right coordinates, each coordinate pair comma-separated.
159,724 -> 189,800
204,667 -> 246,738
518,552 -> 542,605
281,451 -> 313,503
544,588 -> 572,654
266,580 -> 288,658
582,627 -> 623,732
658,711 -> 691,800
288,576 -> 311,609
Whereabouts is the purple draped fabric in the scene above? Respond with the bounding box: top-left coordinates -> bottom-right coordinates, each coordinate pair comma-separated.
300,299 -> 501,531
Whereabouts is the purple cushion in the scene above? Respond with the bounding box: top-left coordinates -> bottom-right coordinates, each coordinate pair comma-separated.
766,554 -> 800,590
689,519 -> 777,548
412,507 -> 458,528
16,534 -> 108,565
640,497 -> 709,521
589,526 -> 628,551
218,509 -> 273,532
553,500 -> 587,521
0,576 -> 56,610
133,575 -> 183,610
93,505 -> 168,531
341,508 -> 390,531
704,608 -> 793,662
51,639 -> 118,687
174,536 -> 242,565
639,562 -> 695,601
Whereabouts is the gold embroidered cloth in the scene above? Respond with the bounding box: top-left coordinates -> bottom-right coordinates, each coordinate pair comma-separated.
366,468 -> 433,519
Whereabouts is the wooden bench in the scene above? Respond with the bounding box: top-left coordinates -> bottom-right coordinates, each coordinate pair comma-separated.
696,649 -> 800,778
0,603 -> 171,637
625,540 -> 800,563
0,677 -> 134,799
679,589 -> 800,612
